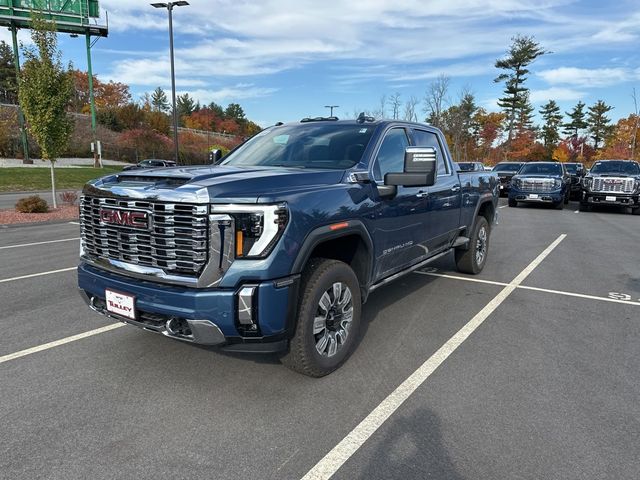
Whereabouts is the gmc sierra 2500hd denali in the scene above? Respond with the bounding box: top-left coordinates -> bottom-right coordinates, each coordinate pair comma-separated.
78,117 -> 499,377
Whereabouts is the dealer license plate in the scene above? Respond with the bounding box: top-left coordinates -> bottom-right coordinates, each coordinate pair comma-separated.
105,289 -> 136,320
528,194 -> 539,199
605,196 -> 617,202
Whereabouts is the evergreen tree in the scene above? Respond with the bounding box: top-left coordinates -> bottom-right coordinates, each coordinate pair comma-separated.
176,93 -> 196,125
563,101 -> 588,138
587,100 -> 614,150
539,100 -> 563,150
151,86 -> 169,112
0,40 -> 17,104
494,35 -> 548,142
225,102 -> 245,121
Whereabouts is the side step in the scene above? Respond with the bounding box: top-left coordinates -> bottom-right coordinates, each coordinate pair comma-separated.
452,236 -> 470,248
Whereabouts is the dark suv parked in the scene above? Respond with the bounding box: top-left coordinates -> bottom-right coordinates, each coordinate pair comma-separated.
564,162 -> 586,200
493,162 -> 524,196
580,160 -> 640,214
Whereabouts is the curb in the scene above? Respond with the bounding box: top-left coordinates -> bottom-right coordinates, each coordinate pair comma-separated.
0,218 -> 79,229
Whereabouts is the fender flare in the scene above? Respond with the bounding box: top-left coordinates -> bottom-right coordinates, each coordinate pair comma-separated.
291,220 -> 375,286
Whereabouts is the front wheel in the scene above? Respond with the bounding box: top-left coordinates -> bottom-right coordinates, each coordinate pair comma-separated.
579,202 -> 591,212
281,258 -> 362,377
508,198 -> 517,207
555,200 -> 564,210
455,216 -> 490,275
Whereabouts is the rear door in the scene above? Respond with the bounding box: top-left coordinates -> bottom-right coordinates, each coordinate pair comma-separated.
410,128 -> 461,252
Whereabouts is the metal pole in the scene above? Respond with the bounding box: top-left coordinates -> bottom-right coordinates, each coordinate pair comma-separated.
85,32 -> 100,167
168,5 -> 179,163
11,25 -> 30,164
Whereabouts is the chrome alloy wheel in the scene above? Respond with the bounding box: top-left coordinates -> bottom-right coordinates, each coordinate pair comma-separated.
313,282 -> 354,357
476,225 -> 488,266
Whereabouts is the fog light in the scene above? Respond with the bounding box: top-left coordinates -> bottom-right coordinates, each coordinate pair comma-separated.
238,286 -> 257,326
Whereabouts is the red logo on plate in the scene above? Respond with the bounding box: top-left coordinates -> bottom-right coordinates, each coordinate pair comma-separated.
100,208 -> 148,228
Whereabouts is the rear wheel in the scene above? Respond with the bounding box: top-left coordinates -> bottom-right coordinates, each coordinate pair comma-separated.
579,202 -> 591,212
281,258 -> 361,377
508,198 -> 517,207
564,191 -> 570,204
555,200 -> 564,210
455,216 -> 490,275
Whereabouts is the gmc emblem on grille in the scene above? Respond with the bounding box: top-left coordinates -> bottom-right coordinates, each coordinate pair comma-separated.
99,208 -> 149,228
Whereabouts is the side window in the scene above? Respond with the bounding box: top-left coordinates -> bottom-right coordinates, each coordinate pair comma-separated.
412,129 -> 449,175
374,128 -> 409,181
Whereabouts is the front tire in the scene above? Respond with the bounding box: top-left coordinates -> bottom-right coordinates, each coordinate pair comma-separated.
579,202 -> 591,212
455,216 -> 490,275
508,198 -> 517,207
555,200 -> 564,210
282,258 -> 362,377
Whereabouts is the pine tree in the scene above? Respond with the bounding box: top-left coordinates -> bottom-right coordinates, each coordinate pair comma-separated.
563,101 -> 588,138
494,35 -> 548,142
587,100 -> 614,150
151,86 -> 169,112
0,40 -> 17,104
539,100 -> 563,150
176,93 -> 195,125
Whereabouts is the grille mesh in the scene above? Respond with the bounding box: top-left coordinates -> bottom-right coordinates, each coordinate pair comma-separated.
80,196 -> 209,276
592,177 -> 634,193
520,178 -> 557,193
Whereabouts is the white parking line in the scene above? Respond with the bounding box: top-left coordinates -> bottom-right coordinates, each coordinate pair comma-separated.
301,234 -> 567,480
0,323 -> 124,365
499,205 -> 508,209
415,272 -> 640,307
0,267 -> 76,284
0,237 -> 79,250
68,221 -> 80,225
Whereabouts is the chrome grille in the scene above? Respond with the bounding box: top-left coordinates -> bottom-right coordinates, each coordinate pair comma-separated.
592,177 -> 634,193
520,178 -> 556,193
80,196 -> 209,276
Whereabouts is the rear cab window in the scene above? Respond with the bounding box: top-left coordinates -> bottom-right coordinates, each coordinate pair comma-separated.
411,129 -> 450,176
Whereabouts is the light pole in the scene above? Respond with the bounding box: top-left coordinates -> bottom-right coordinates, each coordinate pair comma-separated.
324,105 -> 339,117
151,1 -> 189,163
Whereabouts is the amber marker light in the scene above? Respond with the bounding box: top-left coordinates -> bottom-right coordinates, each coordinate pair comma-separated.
329,222 -> 349,231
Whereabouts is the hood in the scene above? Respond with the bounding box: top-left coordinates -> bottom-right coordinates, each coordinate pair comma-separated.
85,165 -> 346,203
514,174 -> 562,180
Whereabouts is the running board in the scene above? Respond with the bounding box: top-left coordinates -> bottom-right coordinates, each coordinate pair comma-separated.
453,236 -> 470,248
368,250 -> 450,293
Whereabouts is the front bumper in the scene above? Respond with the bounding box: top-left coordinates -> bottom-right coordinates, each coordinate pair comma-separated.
78,263 -> 296,352
509,187 -> 564,204
583,191 -> 639,206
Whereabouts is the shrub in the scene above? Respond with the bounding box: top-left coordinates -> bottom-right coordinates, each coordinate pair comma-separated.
16,195 -> 49,213
59,191 -> 78,206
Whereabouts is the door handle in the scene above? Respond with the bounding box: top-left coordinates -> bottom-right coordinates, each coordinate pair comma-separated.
416,191 -> 428,198
451,185 -> 461,193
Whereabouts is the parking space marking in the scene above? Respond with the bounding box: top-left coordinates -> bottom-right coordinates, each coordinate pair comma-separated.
415,272 -> 640,307
499,205 -> 508,209
0,237 -> 79,250
68,221 -> 80,225
0,267 -> 76,284
0,323 -> 124,365
301,234 -> 566,480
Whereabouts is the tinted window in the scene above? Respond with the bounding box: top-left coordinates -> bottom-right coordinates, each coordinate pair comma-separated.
412,129 -> 448,175
374,128 -> 409,180
457,162 -> 475,172
590,161 -> 640,175
564,164 -> 578,173
518,163 -> 562,175
221,123 -> 375,170
493,163 -> 522,172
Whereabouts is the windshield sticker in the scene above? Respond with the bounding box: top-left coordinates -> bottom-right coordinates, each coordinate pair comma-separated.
273,135 -> 290,145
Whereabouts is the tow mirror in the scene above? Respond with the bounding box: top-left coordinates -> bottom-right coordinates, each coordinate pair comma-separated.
384,147 -> 437,187
209,149 -> 223,165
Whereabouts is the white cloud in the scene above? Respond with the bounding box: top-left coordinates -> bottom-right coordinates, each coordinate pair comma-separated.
537,67 -> 636,88
529,87 -> 585,103
178,85 -> 278,105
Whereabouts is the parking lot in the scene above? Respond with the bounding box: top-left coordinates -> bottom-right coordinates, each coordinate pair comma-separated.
1,198 -> 639,480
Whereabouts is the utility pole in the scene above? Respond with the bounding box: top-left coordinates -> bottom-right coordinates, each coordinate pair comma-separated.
10,25 -> 30,164
324,105 -> 339,117
85,32 -> 100,167
151,1 -> 189,163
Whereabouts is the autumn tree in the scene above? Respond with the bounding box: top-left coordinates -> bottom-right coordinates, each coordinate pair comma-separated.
563,101 -> 588,138
587,100 -> 614,150
18,16 -> 73,209
177,93 -> 196,124
151,87 -> 169,112
494,35 -> 548,143
539,100 -> 563,152
440,92 -> 478,162
0,40 -> 17,104
598,114 -> 640,160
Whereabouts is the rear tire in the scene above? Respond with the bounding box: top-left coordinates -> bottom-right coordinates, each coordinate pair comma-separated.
633,207 -> 640,216
281,258 -> 362,377
579,202 -> 591,212
508,198 -> 517,207
555,201 -> 564,210
564,191 -> 570,204
455,216 -> 490,275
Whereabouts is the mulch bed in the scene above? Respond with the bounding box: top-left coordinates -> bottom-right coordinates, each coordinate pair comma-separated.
0,205 -> 79,225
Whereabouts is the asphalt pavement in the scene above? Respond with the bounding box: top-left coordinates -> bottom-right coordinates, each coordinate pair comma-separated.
0,200 -> 639,479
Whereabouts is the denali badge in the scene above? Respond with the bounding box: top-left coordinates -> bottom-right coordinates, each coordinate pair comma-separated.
99,208 -> 149,228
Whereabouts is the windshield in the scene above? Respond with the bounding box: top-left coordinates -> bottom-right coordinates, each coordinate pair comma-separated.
518,163 -> 562,175
221,123 -> 375,169
590,161 -> 640,175
457,163 -> 476,172
564,164 -> 578,174
493,163 -> 521,172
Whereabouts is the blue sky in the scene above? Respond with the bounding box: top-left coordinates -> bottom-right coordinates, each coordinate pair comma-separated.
4,0 -> 640,127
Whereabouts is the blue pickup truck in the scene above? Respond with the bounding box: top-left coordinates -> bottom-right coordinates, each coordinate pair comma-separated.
77,117 -> 499,376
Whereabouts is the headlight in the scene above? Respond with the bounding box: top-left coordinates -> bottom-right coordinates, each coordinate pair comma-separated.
512,177 -> 522,188
211,204 -> 288,258
583,177 -> 593,190
553,178 -> 562,189
634,179 -> 640,192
